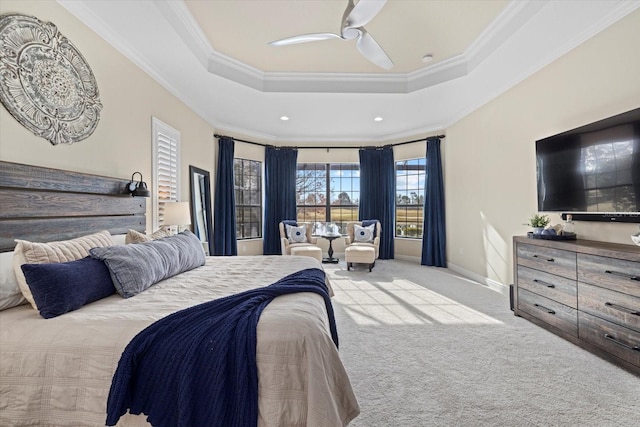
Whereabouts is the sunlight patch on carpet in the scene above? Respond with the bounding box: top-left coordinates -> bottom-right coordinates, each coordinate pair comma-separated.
331,278 -> 503,326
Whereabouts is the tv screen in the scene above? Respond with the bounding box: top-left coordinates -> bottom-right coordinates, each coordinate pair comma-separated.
536,108 -> 640,220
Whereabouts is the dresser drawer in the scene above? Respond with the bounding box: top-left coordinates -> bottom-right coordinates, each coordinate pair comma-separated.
578,311 -> 640,368
577,253 -> 640,297
517,265 -> 577,308
518,288 -> 577,336
517,243 -> 576,280
578,282 -> 640,332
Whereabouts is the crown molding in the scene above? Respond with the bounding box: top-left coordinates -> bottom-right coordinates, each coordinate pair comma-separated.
63,0 -> 635,96
406,0 -> 547,92
463,0 -> 547,72
152,0 -> 212,69
440,0 -> 640,132
212,121 -> 278,143
57,1 -> 186,102
57,0 -> 222,133
153,0 -> 545,94
262,71 -> 408,94
543,0 -> 640,65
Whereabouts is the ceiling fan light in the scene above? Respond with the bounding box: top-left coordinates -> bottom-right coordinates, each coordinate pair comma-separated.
342,27 -> 361,40
269,0 -> 392,70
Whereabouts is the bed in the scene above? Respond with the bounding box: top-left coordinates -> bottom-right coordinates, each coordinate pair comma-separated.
0,161 -> 360,426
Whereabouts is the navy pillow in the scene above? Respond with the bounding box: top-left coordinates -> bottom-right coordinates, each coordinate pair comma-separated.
361,219 -> 379,238
281,220 -> 298,238
21,257 -> 116,319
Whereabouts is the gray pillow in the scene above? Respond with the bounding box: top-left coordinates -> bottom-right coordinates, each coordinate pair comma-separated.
90,230 -> 206,298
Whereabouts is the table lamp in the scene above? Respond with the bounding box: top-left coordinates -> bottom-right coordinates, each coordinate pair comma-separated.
162,201 -> 191,234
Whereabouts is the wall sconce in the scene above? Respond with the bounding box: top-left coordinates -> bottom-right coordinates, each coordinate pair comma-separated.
126,172 -> 150,197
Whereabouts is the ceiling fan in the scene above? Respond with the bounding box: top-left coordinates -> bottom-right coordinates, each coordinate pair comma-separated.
268,0 -> 394,70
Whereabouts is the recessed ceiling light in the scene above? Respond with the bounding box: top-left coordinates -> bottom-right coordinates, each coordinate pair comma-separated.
374,117 -> 383,122
422,54 -> 434,63
280,116 -> 289,121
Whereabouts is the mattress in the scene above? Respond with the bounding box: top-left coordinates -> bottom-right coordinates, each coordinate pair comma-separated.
0,255 -> 359,426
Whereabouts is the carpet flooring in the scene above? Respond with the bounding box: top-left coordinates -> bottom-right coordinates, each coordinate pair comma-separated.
323,259 -> 639,427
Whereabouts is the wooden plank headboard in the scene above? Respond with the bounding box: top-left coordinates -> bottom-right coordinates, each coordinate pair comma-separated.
0,161 -> 146,252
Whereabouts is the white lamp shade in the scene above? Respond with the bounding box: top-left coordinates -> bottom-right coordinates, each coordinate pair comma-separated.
162,201 -> 191,226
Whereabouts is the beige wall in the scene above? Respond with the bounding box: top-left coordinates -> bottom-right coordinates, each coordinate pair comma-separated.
0,0 -> 216,233
445,9 -> 640,286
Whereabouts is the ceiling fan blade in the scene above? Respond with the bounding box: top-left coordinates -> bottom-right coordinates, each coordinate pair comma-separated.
356,29 -> 394,70
268,33 -> 342,46
344,0 -> 387,29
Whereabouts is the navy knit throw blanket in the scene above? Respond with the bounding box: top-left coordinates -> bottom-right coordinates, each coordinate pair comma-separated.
105,267 -> 337,427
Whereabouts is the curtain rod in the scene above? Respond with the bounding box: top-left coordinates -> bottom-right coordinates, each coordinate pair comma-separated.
213,134 -> 445,150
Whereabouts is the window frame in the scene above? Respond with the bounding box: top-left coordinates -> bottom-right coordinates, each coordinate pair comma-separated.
296,163 -> 359,234
234,157 -> 262,240
395,158 -> 426,239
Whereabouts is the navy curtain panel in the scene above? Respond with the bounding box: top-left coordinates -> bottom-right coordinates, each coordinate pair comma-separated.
421,137 -> 446,267
213,136 -> 237,256
263,147 -> 298,255
358,147 -> 394,259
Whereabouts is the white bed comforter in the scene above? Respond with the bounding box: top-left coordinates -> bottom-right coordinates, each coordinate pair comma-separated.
0,256 -> 359,426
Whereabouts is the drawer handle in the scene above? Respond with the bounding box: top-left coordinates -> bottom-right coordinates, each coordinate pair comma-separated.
532,255 -> 555,262
534,303 -> 555,315
604,302 -> 640,316
604,270 -> 640,281
604,334 -> 640,352
533,279 -> 555,288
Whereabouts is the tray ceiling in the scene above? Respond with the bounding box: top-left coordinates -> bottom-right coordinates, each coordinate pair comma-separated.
58,0 -> 640,143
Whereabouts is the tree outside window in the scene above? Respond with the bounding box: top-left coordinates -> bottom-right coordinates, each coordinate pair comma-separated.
296,163 -> 359,234
234,158 -> 262,239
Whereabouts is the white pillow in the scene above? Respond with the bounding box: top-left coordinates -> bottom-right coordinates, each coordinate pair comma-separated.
13,230 -> 114,309
354,224 -> 375,243
125,228 -> 171,244
286,224 -> 308,243
0,251 -> 26,310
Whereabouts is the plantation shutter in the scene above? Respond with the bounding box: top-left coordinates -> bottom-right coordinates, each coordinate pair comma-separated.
152,117 -> 180,229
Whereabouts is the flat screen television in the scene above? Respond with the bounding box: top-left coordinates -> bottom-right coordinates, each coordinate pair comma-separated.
536,108 -> 640,223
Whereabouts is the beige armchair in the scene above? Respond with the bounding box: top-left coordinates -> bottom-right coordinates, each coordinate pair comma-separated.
345,221 -> 381,258
345,221 -> 380,271
279,222 -> 318,255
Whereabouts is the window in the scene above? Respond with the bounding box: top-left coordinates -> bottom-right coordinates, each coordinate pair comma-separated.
152,117 -> 180,229
396,158 -> 426,238
234,158 -> 262,239
296,163 -> 359,234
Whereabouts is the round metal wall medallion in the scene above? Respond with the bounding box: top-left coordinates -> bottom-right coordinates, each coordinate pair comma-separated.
0,14 -> 102,145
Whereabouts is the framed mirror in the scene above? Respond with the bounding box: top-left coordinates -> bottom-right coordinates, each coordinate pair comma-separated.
189,165 -> 214,256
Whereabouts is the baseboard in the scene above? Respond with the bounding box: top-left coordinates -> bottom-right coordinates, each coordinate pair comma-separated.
394,254 -> 422,263
393,256 -> 507,295
447,262 -> 508,296
361,255 -> 507,295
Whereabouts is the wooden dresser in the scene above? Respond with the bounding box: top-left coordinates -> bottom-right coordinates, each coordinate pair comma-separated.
513,236 -> 640,375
